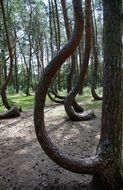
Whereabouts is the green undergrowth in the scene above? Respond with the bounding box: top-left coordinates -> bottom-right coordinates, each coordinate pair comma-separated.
0,93 -> 34,113
76,87 -> 102,110
0,87 -> 102,113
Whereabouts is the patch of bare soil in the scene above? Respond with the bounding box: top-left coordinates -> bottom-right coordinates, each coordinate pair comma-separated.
0,103 -> 101,190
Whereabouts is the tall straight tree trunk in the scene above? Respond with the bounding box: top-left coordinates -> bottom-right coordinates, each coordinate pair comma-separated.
14,29 -> 19,93
48,0 -> 54,59
26,35 -> 32,96
91,6 -> 102,100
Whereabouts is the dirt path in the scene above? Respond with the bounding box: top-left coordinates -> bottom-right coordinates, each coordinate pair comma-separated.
0,103 -> 101,190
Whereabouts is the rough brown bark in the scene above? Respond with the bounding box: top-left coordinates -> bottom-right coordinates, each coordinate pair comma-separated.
34,0 -> 105,174
92,0 -> 123,189
34,0 -> 122,189
48,0 -> 84,113
0,0 -> 21,118
0,0 -> 13,110
61,0 -> 78,95
64,0 -> 95,121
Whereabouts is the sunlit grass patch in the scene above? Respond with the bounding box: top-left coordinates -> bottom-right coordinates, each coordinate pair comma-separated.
0,93 -> 35,113
0,87 -> 102,113
9,93 -> 34,109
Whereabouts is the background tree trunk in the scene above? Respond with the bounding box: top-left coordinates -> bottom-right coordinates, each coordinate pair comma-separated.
64,0 -> 95,121
0,0 -> 13,110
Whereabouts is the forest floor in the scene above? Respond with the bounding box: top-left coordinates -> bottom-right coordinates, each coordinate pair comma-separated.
0,100 -> 101,190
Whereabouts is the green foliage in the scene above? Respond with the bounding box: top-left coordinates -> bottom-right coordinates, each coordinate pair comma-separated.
0,93 -> 34,113
76,87 -> 102,110
0,0 -> 103,107
0,87 -> 102,113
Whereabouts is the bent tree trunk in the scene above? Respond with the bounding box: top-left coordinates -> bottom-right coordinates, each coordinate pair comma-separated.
61,0 -> 75,93
34,0 -> 123,189
61,0 -> 83,112
0,0 -> 13,110
0,107 -> 20,119
0,0 -> 21,118
64,0 -> 95,121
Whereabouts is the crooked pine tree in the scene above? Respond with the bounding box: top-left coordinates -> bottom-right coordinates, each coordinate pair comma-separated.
34,0 -> 123,189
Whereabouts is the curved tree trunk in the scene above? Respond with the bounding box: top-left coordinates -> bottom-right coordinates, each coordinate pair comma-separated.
61,0 -> 83,112
91,7 -> 102,101
64,0 -> 95,121
48,89 -> 83,113
49,87 -> 65,99
91,57 -> 103,100
0,0 -> 13,110
49,83 -> 83,112
34,0 -> 123,189
47,90 -> 64,104
34,0 -> 103,174
49,69 -> 84,113
61,0 -> 74,93
0,0 -> 21,119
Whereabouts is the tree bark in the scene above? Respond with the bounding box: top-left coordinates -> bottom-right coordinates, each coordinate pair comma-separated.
34,0 -> 123,189
64,0 -> 95,121
0,107 -> 20,119
48,0 -> 54,59
60,0 -> 84,112
34,0 -> 102,173
92,0 -> 123,189
47,90 -> 64,104
61,0 -> 76,93
0,0 -> 21,118
0,0 -> 13,110
14,29 -> 19,93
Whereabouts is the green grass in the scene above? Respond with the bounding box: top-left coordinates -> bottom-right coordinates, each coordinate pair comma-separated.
0,93 -> 35,113
0,87 -> 102,113
76,87 -> 102,110
84,100 -> 102,110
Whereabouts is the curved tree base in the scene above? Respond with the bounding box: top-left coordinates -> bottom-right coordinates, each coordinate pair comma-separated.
70,110 -> 95,121
72,100 -> 84,112
65,104 -> 95,121
91,87 -> 103,101
0,107 -> 21,119
92,95 -> 103,101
